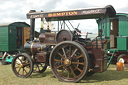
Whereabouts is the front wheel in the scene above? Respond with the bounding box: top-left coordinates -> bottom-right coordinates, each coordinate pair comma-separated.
49,41 -> 89,82
12,53 -> 33,78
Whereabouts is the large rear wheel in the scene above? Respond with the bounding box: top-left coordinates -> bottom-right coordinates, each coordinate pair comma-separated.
50,41 -> 89,82
12,53 -> 33,78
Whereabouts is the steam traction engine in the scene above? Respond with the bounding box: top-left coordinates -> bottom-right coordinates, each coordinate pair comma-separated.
12,5 -> 116,82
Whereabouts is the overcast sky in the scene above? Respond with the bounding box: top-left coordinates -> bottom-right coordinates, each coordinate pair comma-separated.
0,0 -> 128,33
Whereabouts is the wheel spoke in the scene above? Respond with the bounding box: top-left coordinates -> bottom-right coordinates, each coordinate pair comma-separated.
18,67 -> 21,73
72,62 -> 84,65
54,59 -> 64,62
76,54 -> 83,59
67,70 -> 70,78
37,64 -> 41,72
56,64 -> 63,69
70,49 -> 78,58
40,63 -> 43,67
69,46 -> 71,56
23,68 -> 24,75
25,65 -> 29,67
50,42 -> 88,82
24,68 -> 28,74
58,52 -> 63,57
33,63 -> 47,73
15,66 -> 19,68
12,53 -> 33,78
24,58 -> 28,63
60,67 -> 65,76
34,65 -> 38,71
23,63 -> 30,66
73,65 -> 82,72
62,48 -> 67,58
69,66 -> 76,77
18,57 -> 23,63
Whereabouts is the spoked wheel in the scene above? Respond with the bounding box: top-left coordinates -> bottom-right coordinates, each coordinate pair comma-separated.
50,41 -> 89,82
33,63 -> 47,73
117,54 -> 128,67
12,53 -> 33,78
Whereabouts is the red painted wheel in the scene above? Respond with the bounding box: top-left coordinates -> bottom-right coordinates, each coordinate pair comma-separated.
117,54 -> 128,67
49,41 -> 89,82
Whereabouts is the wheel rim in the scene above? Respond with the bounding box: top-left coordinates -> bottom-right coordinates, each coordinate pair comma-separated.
121,56 -> 128,67
118,55 -> 128,67
122,56 -> 128,64
50,41 -> 89,82
33,63 -> 47,73
12,55 -> 32,77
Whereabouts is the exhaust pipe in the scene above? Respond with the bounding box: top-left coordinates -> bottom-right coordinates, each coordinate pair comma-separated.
29,10 -> 36,41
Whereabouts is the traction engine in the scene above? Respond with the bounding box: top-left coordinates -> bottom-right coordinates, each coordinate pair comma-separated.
12,5 -> 116,82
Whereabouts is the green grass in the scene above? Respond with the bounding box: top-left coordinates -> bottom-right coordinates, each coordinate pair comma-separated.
0,64 -> 128,85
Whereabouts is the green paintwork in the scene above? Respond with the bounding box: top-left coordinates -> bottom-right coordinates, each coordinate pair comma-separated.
0,26 -> 9,51
118,16 -> 128,36
97,17 -> 110,38
107,50 -> 116,68
8,25 -> 17,51
98,13 -> 128,52
115,13 -> 128,51
117,37 -> 128,50
97,17 -> 110,49
107,49 -> 117,52
0,22 -> 30,52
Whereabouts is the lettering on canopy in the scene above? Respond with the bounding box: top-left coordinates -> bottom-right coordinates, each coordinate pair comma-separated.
81,9 -> 101,14
48,11 -> 78,17
30,14 -> 44,18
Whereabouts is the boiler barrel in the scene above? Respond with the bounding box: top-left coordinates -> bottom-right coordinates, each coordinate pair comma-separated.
24,41 -> 46,53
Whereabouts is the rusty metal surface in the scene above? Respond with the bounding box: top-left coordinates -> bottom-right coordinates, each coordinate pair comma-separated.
39,33 -> 45,42
45,33 -> 56,44
91,48 -> 106,72
90,39 -> 107,72
36,52 -> 46,62
77,39 -> 107,72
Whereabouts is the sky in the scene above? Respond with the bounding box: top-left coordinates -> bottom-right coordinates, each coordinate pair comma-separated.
0,0 -> 128,33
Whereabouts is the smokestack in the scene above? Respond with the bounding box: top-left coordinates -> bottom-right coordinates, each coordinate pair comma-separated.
29,10 -> 36,41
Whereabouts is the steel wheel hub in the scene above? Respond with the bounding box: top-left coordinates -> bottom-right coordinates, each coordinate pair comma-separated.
20,64 -> 24,68
64,59 -> 71,66
50,41 -> 89,82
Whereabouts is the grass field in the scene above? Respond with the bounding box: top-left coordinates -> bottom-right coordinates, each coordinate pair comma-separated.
0,64 -> 128,85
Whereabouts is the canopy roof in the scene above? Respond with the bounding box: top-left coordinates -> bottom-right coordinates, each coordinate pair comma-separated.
27,5 -> 116,21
